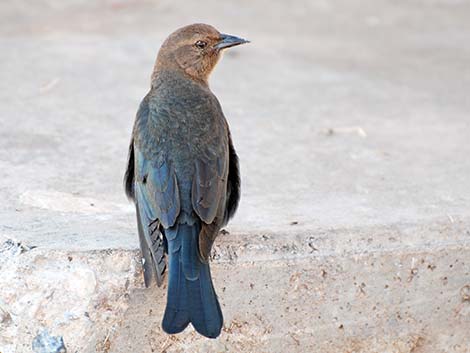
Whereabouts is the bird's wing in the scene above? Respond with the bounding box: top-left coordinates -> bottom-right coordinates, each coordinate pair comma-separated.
134,201 -> 166,287
124,139 -> 135,201
224,131 -> 240,224
191,156 -> 227,223
191,141 -> 229,260
132,98 -> 181,287
135,148 -> 180,229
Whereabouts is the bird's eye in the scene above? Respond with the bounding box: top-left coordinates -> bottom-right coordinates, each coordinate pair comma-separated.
195,40 -> 207,49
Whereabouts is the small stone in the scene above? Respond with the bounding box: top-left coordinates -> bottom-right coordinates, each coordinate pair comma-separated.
32,330 -> 67,353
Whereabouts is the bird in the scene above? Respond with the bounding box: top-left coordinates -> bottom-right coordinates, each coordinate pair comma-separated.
123,24 -> 248,338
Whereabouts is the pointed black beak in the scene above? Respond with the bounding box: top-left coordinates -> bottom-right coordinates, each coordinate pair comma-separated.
215,33 -> 250,50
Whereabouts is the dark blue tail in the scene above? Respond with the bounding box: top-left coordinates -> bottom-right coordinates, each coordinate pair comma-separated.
162,223 -> 223,338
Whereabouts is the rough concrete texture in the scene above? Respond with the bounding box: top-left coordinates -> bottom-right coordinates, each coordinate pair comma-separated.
1,0 -> 470,352
0,239 -> 140,353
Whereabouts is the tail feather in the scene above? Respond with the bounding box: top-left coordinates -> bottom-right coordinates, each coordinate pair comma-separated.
162,223 -> 223,338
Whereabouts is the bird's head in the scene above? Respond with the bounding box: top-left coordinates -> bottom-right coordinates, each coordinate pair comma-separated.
153,23 -> 249,84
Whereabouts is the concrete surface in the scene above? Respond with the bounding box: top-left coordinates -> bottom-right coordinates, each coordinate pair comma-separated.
1,0 -> 470,352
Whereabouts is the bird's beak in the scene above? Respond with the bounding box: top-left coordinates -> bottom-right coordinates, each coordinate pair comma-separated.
215,33 -> 250,50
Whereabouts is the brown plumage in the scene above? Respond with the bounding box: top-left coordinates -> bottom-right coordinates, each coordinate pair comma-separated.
124,23 -> 248,338
152,24 -> 222,84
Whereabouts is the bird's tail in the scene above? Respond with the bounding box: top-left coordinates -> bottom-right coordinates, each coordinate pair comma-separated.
162,223 -> 223,338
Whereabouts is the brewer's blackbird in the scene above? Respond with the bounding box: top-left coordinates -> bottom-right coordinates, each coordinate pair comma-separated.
124,24 -> 248,338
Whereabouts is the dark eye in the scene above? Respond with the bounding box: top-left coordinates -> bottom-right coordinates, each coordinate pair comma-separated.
195,40 -> 207,49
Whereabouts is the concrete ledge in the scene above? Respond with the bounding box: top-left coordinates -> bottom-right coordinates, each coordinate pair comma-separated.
110,220 -> 470,353
2,219 -> 469,352
0,242 -> 140,353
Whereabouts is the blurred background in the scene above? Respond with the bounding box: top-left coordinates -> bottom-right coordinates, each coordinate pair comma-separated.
1,1 -> 470,352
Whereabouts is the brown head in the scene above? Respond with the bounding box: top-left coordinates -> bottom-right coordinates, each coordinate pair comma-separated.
152,23 -> 249,84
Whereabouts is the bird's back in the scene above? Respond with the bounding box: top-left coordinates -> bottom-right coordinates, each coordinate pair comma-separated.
134,70 -> 229,219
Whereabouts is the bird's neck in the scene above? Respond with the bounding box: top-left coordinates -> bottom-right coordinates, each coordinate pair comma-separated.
151,51 -> 210,88
151,67 -> 210,91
